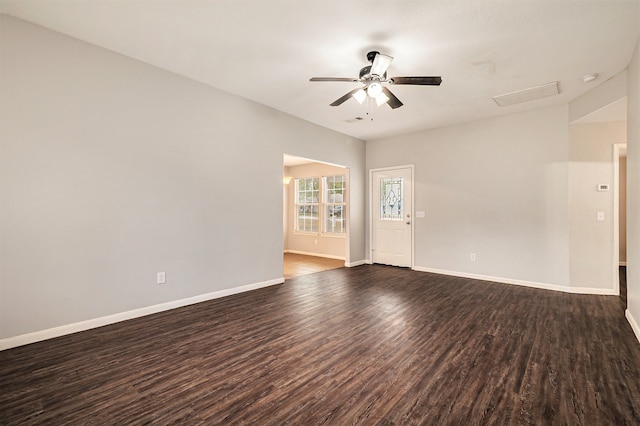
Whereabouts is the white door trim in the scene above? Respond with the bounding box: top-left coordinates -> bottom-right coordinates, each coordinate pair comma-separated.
368,164 -> 415,268
283,155 -> 351,269
613,143 -> 627,297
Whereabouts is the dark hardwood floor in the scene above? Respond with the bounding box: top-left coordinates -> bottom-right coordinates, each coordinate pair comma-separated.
2,265 -> 640,425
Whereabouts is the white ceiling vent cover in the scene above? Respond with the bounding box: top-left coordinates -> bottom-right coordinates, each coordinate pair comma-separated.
492,82 -> 559,107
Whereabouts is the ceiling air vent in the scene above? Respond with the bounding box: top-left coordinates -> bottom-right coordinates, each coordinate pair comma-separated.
492,81 -> 559,107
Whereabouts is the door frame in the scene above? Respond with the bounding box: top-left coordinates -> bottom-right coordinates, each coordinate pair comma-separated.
368,164 -> 415,268
283,155 -> 351,269
613,143 -> 627,297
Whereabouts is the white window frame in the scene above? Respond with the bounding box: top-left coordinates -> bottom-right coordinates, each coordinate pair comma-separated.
294,174 -> 347,236
323,175 -> 346,234
294,177 -> 319,233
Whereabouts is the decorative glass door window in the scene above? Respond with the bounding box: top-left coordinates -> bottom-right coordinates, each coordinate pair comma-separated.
380,177 -> 403,220
324,175 -> 346,233
295,177 -> 319,232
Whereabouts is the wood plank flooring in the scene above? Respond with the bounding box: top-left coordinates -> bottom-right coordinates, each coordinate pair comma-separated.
283,252 -> 344,279
1,265 -> 640,425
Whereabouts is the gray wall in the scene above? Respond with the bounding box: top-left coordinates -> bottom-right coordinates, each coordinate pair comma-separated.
0,15 -> 366,340
367,105 -> 571,288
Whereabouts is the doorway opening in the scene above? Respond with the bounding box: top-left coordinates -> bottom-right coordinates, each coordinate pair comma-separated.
283,154 -> 350,279
283,253 -> 344,280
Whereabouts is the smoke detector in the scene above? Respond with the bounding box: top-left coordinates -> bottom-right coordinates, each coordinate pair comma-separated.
583,73 -> 599,83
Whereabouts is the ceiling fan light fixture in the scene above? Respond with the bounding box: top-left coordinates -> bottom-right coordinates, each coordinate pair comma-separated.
311,51 -> 442,110
375,92 -> 389,106
352,88 -> 367,104
367,82 -> 383,98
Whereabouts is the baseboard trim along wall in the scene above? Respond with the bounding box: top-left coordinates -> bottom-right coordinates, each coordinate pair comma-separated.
412,266 -> 618,296
285,249 -> 345,261
626,309 -> 640,344
0,277 -> 284,351
284,249 -> 366,267
4,266 -> 625,350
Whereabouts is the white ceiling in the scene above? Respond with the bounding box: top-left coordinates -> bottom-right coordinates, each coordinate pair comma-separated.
1,0 -> 638,141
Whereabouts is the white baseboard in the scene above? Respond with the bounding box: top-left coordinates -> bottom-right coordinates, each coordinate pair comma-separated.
626,309 -> 640,344
0,277 -> 284,351
286,249 -> 345,261
345,259 -> 367,267
412,266 -> 618,295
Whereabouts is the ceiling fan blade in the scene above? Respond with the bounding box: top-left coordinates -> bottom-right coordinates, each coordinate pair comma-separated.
330,87 -> 364,106
310,77 -> 358,82
390,76 -> 442,86
371,53 -> 393,76
382,87 -> 403,109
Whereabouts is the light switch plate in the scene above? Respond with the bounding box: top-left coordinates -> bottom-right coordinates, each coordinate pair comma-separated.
416,211 -> 426,218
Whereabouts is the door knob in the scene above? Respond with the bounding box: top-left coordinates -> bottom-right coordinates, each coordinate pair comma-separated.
406,221 -> 411,225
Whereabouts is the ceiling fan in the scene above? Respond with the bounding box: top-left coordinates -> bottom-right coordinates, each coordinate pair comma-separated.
310,51 -> 442,109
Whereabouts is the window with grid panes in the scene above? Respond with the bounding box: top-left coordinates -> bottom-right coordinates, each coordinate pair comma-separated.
295,177 -> 319,232
323,175 -> 346,233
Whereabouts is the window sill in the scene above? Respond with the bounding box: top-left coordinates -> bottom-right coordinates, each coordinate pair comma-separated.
293,231 -> 319,236
293,231 -> 346,239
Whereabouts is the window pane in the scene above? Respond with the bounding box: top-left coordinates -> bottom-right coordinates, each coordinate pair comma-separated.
324,205 -> 345,233
324,175 -> 345,203
322,175 -> 346,233
295,177 -> 319,232
297,205 -> 318,232
380,177 -> 403,220
297,178 -> 318,203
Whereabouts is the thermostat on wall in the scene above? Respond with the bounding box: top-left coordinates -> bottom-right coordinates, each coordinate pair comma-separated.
597,184 -> 610,192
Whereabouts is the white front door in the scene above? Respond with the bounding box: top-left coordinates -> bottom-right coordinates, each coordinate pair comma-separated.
371,167 -> 412,267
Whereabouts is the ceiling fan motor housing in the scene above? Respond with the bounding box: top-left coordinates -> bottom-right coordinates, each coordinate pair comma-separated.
359,66 -> 387,82
359,65 -> 372,80
366,50 -> 379,63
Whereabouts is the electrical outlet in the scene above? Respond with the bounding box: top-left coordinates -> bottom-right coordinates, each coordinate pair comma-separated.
470,253 -> 476,261
157,272 -> 166,284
